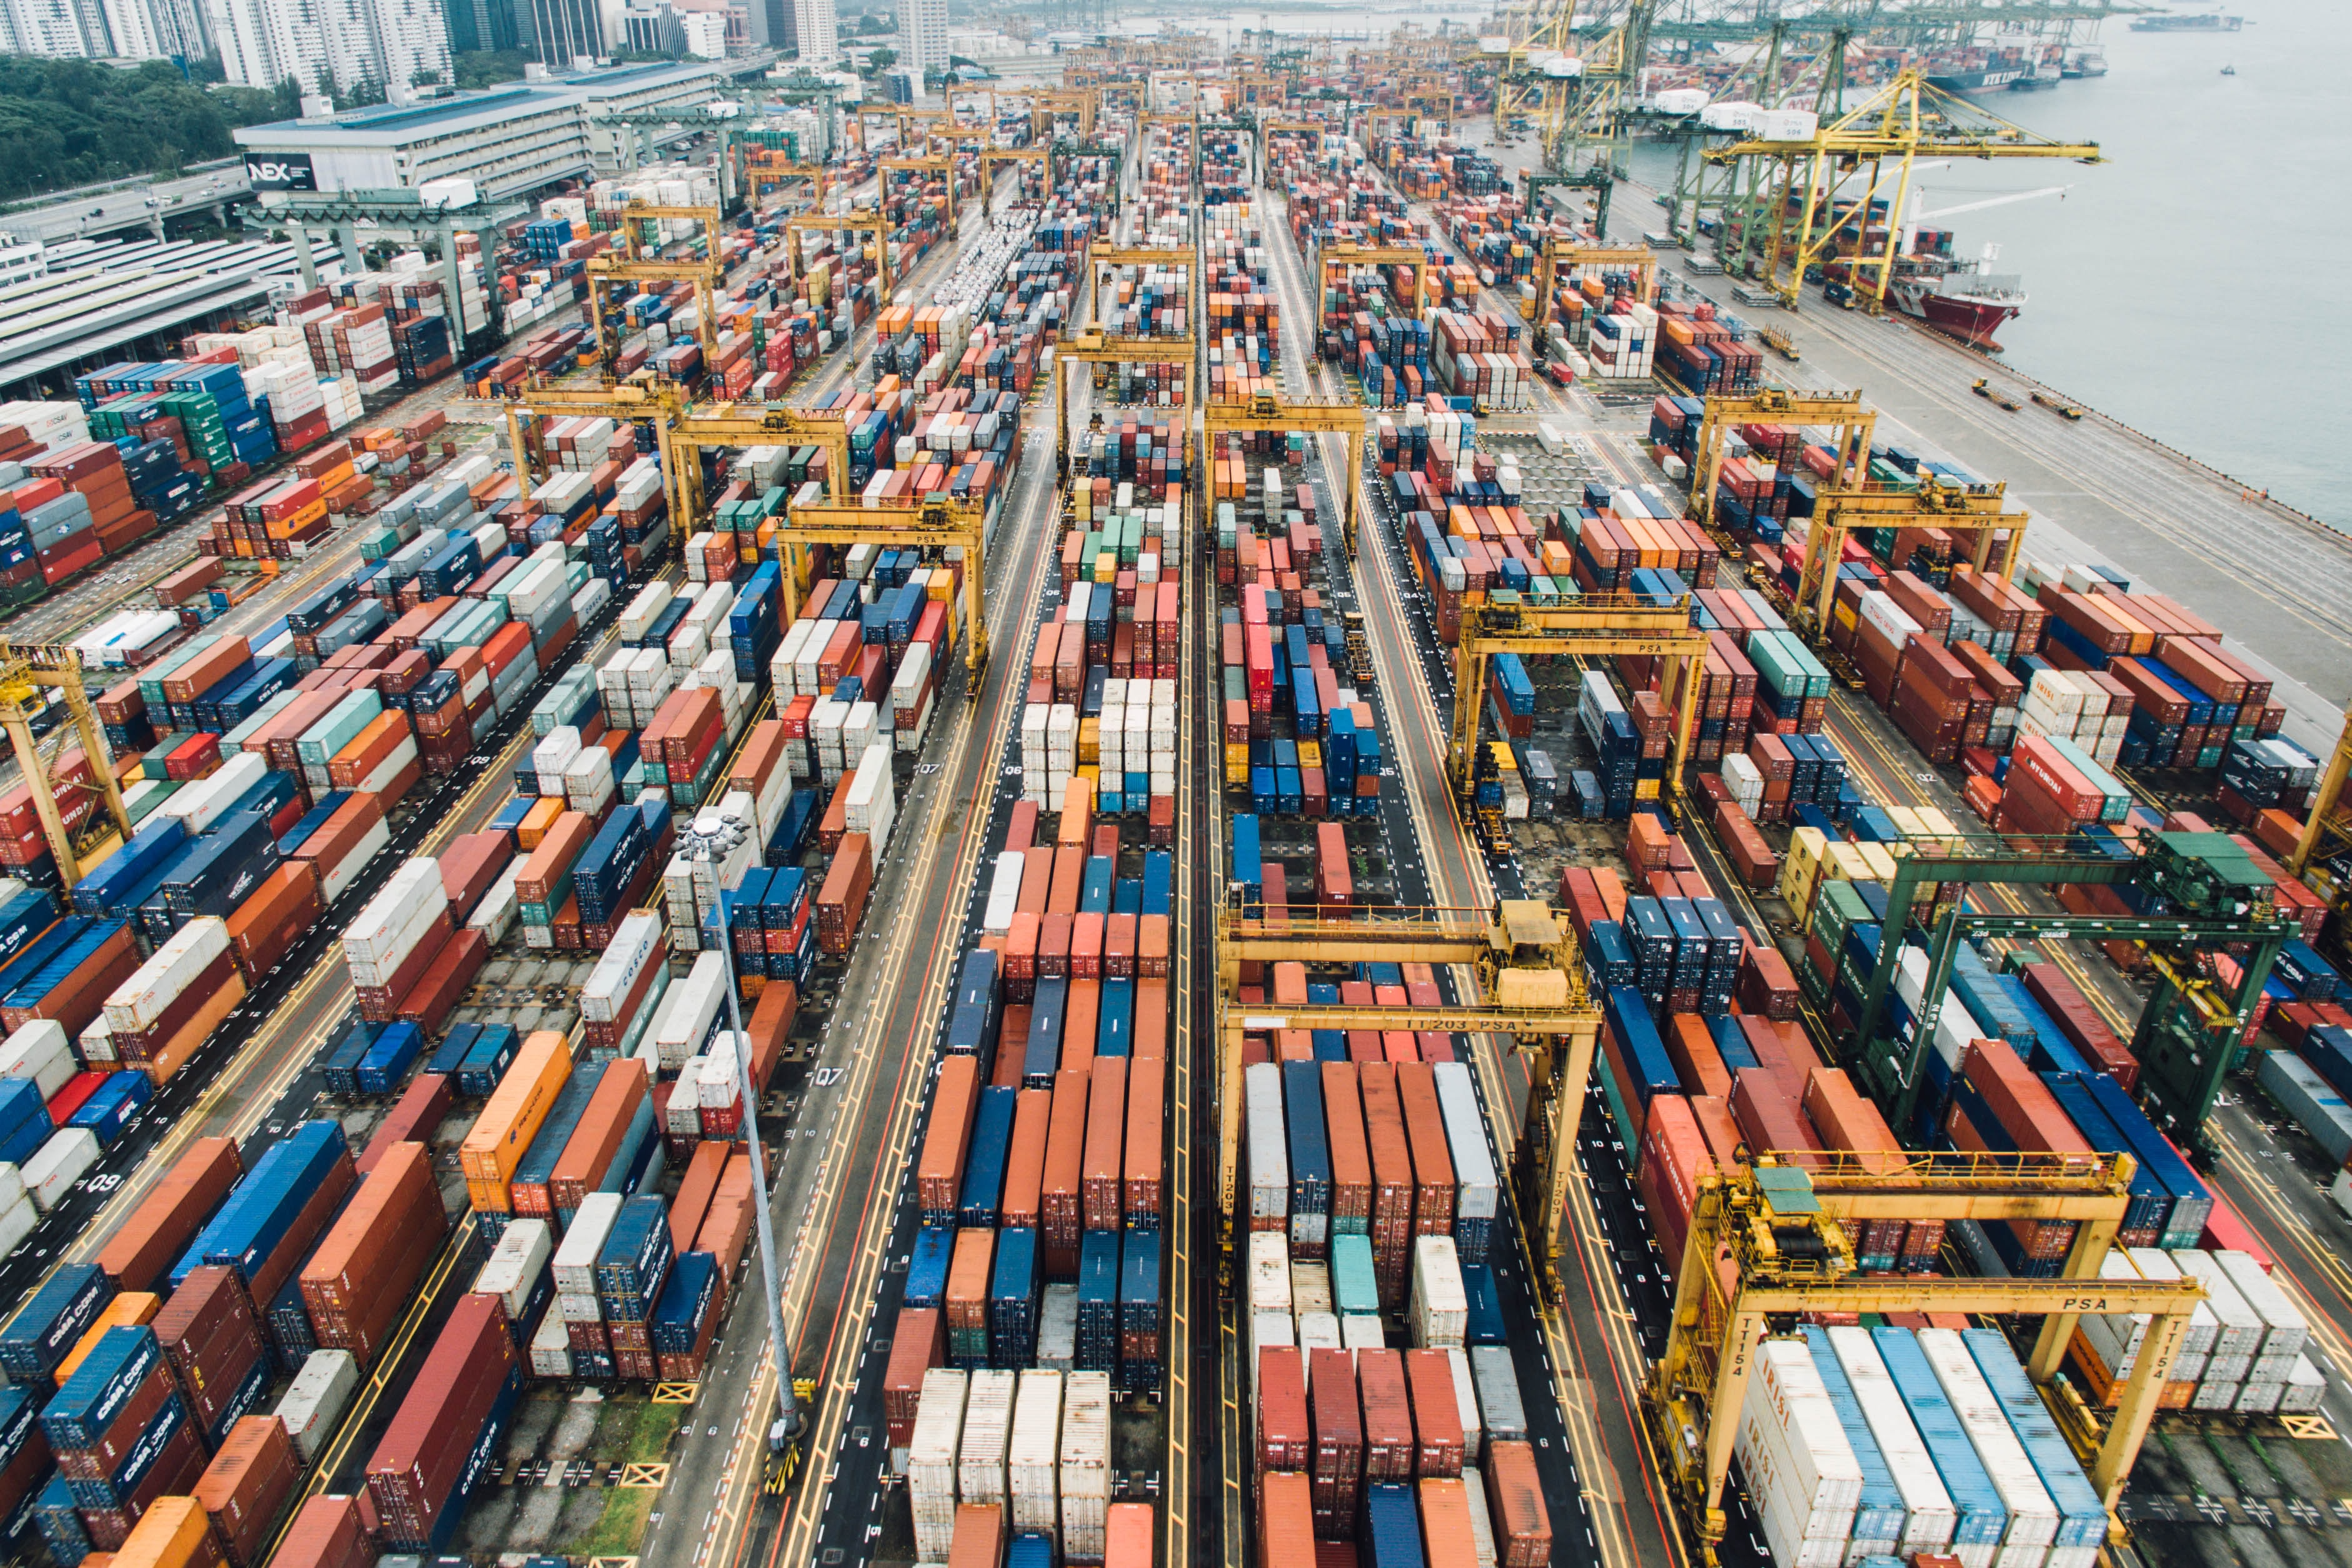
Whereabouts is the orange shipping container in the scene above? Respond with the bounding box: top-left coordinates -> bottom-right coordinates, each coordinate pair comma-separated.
461,1029 -> 573,1203
194,1414 -> 301,1568
225,861 -> 324,979
54,1292 -> 163,1388
1484,1441 -> 1553,1568
549,1059 -> 650,1212
96,1136 -> 243,1292
110,1496 -> 223,1568
300,1141 -> 448,1366
1122,1053 -> 1163,1227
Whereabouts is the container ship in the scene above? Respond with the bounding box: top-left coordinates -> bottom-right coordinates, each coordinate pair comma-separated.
1823,229 -> 2027,350
2130,12 -> 2243,29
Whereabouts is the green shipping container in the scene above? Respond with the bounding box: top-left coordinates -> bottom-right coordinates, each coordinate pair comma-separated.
296,689 -> 384,766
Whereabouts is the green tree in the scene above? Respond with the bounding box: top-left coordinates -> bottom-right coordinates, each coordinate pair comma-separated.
449,49 -> 532,91
864,47 -> 898,76
0,57 -> 294,204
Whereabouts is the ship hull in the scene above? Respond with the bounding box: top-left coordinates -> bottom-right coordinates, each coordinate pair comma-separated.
1896,288 -> 2023,350
1924,66 -> 2025,94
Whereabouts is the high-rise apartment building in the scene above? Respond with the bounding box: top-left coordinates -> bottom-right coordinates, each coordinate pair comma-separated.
205,0 -> 448,101
787,0 -> 828,64
895,0 -> 942,75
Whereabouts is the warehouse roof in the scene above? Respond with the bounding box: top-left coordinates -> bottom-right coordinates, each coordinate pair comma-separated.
0,235 -> 341,394
236,63 -> 733,152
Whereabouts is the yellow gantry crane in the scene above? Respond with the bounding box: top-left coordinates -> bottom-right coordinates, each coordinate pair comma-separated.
1198,392 -> 1371,557
1051,328 -> 1199,479
774,497 -> 992,694
503,379 -> 693,539
1649,1154 -> 2201,1567
1213,899 -> 1601,1299
978,146 -> 1051,197
1031,87 -> 1099,142
1312,242 -> 1433,329
668,404 -> 853,523
1705,66 -> 2101,313
0,643 -> 133,882
881,157 -> 963,239
587,200 -> 725,377
745,158 -> 830,211
1444,596 -> 1709,821
1792,479 -> 2029,647
1687,387 -> 1876,540
785,211 -> 893,302
1256,117 -> 1333,180
1522,240 -> 1659,324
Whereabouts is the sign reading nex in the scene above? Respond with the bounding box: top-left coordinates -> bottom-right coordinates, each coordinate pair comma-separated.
243,153 -> 318,191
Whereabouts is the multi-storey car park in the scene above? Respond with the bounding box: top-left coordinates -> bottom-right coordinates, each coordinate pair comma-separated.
0,41 -> 2345,1568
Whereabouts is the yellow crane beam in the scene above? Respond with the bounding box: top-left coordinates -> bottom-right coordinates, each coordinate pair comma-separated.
1313,242 -> 1433,326
1688,387 -> 1875,540
1650,1158 -> 2186,1566
1793,479 -> 2027,645
502,380 -> 693,540
1445,597 -> 1711,820
1523,240 -> 1659,324
1051,328 -> 1199,480
668,406 -> 853,522
776,497 -> 991,693
1198,392 -> 1371,557
1214,901 -> 1600,1299
2288,706 -> 2352,879
880,156 -> 961,239
784,211 -> 891,302
1704,67 -> 2099,313
0,644 -> 133,882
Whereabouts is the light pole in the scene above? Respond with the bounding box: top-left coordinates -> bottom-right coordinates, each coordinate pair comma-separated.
701,901 -> 801,1440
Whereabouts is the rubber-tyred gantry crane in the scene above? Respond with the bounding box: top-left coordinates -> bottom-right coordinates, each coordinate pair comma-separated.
1214,899 -> 1601,1300
1649,1154 -> 2201,1566
1686,387 -> 1875,541
0,642 -> 134,881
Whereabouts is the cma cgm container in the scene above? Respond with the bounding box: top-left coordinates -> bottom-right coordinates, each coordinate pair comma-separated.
365,1293 -> 520,1550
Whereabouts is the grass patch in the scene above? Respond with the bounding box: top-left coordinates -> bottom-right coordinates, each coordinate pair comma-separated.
566,1487 -> 656,1557
626,1399 -> 681,1463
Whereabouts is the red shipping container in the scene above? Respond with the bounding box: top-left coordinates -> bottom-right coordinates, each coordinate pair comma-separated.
97,1137 -> 243,1292
359,1075 -> 454,1175
1308,1346 -> 1363,1534
271,1495 -> 374,1568
1403,1349 -> 1464,1477
364,1294 -> 516,1548
1256,1346 -> 1311,1479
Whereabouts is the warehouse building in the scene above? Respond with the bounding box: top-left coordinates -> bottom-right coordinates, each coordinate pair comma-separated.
232,62 -> 733,204
0,234 -> 341,399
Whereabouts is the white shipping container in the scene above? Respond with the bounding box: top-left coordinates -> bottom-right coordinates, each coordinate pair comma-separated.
909,1367 -> 968,1562
1059,1370 -> 1112,1562
668,1062 -> 704,1132
958,1367 -> 1017,1507
0,1192 -> 32,1258
1298,1312 -> 1343,1358
1246,1063 -> 1288,1229
1432,1064 -> 1499,1221
649,952 -> 728,1069
1251,1310 -> 1296,1371
156,751 -> 267,835
274,1349 -> 361,1462
1739,1337 -> 1864,1519
0,1020 -> 75,1098
1248,1231 -> 1292,1316
554,1193 -> 624,1294
582,911 -> 664,1021
23,1127 -> 100,1211
529,1311 -> 573,1378
1463,1464 -> 1499,1568
339,857 -> 448,967
473,1218 -> 553,1321
1918,1329 -> 2059,1549
0,1163 -> 22,1216
2167,1251 -> 2264,1359
1008,1369 -> 1063,1537
106,917 -> 231,1033
1824,1326 -> 1958,1553
1411,1236 -> 1468,1349
1444,1347 -> 1483,1462
2214,1251 -> 2309,1358
464,856 -> 519,942
1341,1314 -> 1384,1352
